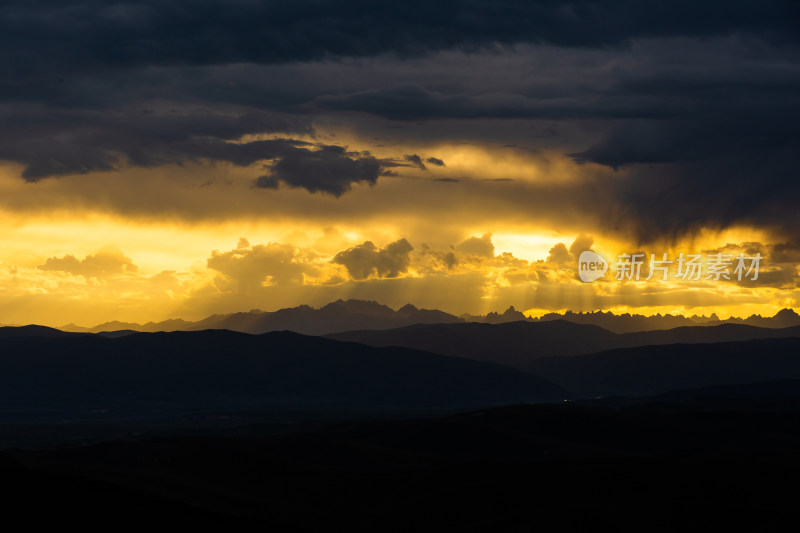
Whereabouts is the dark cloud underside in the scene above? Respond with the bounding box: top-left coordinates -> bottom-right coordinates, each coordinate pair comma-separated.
255,145 -> 381,196
0,0 -> 798,242
3,1 -> 798,72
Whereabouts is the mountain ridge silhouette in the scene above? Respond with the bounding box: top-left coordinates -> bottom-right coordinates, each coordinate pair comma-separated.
56,299 -> 800,335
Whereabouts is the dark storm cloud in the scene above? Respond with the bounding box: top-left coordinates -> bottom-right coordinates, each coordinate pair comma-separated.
310,36 -> 800,122
545,38 -> 800,242
404,154 -> 426,170
572,119 -> 800,242
771,242 -> 800,264
332,239 -> 414,280
373,153 -> 449,173
457,234 -> 495,258
255,145 -> 381,196
3,0 -> 797,74
568,118 -> 800,169
0,98 -> 388,195
0,104 -> 308,179
0,0 -> 798,237
311,83 -> 677,121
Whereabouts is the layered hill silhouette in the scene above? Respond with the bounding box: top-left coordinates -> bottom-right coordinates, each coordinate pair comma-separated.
58,299 -> 800,335
62,299 -> 462,335
528,337 -> 800,397
328,320 -> 800,370
0,329 -> 563,420
4,321 -> 800,413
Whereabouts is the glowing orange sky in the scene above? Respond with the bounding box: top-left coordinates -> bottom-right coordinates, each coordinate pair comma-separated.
0,150 -> 796,327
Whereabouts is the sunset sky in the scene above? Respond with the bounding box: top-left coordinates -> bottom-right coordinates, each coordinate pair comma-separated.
1,1 -> 799,326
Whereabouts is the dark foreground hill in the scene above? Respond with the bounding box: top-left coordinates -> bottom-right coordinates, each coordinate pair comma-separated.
0,329 -> 563,421
528,337 -> 800,397
587,379 -> 800,412
328,320 -> 800,369
0,325 -> 83,339
5,400 -> 800,531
